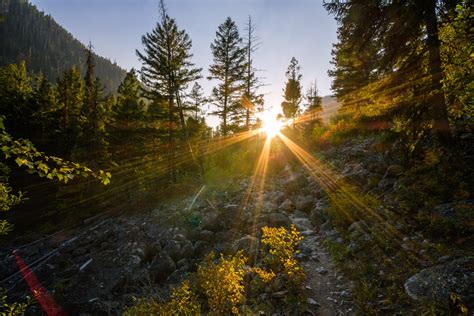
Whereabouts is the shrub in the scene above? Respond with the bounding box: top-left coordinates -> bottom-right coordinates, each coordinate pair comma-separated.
124,281 -> 200,316
260,225 -> 305,288
196,252 -> 247,314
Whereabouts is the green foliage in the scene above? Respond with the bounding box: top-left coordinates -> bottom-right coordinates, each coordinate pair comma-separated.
208,17 -> 247,135
281,57 -> 302,120
1,117 -> 111,185
0,288 -> 31,315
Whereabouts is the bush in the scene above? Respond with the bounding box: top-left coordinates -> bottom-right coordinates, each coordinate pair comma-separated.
196,252 -> 247,314
124,281 -> 200,315
260,225 -> 305,289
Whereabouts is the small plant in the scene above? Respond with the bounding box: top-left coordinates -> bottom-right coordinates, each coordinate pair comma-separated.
0,289 -> 31,315
196,251 -> 247,314
260,225 -> 305,288
124,282 -> 200,316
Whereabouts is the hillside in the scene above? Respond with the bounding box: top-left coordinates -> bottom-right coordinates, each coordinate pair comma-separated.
0,0 -> 126,92
321,96 -> 339,124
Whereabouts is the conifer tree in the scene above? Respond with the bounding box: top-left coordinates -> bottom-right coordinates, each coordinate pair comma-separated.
57,65 -> 84,152
281,57 -> 302,120
115,68 -> 144,125
324,0 -> 457,144
78,43 -> 109,163
208,17 -> 246,135
242,15 -> 264,130
136,0 -> 201,182
187,82 -> 205,120
304,79 -> 323,126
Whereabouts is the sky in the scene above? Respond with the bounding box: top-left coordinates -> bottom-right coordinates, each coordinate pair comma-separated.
30,0 -> 338,127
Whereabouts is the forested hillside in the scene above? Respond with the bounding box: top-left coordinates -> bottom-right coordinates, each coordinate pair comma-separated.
0,0 -> 126,92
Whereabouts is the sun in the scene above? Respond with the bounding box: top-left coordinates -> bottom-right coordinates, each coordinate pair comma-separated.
260,113 -> 283,138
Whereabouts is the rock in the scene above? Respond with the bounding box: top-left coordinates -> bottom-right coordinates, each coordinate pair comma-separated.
128,255 -> 142,267
150,252 -> 176,282
404,258 -> 474,308
316,267 -> 328,275
232,235 -> 258,256
72,247 -> 88,257
163,240 -> 182,262
366,174 -> 382,189
348,220 -> 367,233
295,196 -> 315,214
266,213 -> 291,229
272,191 -> 286,204
293,217 -> 312,231
378,178 -> 396,190
384,164 -> 404,178
181,242 -> 194,259
199,230 -> 215,242
193,240 -> 211,258
307,298 -> 321,307
279,199 -> 294,212
283,173 -> 308,195
201,212 -> 222,232
271,290 -> 288,299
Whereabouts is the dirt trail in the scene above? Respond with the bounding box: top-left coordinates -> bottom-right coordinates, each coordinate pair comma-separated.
265,167 -> 355,315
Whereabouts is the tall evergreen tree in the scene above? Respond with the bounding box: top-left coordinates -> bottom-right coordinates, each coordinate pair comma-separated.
208,17 -> 246,135
242,16 -> 264,130
78,43 -> 109,163
304,79 -> 323,126
57,65 -> 84,150
281,57 -> 302,120
115,68 -> 144,125
187,82 -> 205,120
136,0 -> 201,182
324,0 -> 458,144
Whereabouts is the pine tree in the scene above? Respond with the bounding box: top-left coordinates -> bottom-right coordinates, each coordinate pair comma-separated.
304,79 -> 323,126
324,0 -> 456,145
78,43 -> 109,163
208,17 -> 246,135
187,82 -> 205,120
136,0 -> 201,182
281,57 -> 302,120
115,68 -> 145,125
57,65 -> 84,152
242,16 -> 264,130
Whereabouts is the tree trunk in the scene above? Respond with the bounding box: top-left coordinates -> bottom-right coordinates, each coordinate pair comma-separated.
423,0 -> 452,144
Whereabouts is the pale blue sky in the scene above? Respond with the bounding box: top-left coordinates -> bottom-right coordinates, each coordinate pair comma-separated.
31,0 -> 338,126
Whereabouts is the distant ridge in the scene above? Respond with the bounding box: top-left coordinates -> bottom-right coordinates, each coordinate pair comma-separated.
0,0 -> 126,93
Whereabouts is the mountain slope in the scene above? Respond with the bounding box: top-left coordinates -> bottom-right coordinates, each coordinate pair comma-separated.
0,0 -> 126,92
321,95 -> 340,124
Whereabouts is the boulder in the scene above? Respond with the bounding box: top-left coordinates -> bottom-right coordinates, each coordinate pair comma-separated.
163,240 -> 182,262
232,235 -> 258,256
201,212 -> 223,232
283,173 -> 308,196
266,213 -> 291,229
404,257 -> 474,308
384,164 -> 404,178
295,196 -> 315,214
279,199 -> 294,212
199,230 -> 215,242
150,252 -> 176,282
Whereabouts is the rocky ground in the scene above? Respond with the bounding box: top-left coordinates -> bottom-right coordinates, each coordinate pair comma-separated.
1,136 -> 472,314
1,164 -> 356,315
